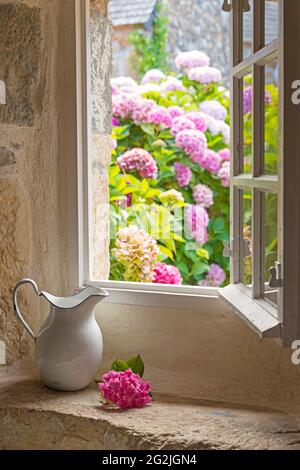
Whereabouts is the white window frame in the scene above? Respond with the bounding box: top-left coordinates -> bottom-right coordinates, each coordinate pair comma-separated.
70,0 -> 300,338
219,0 -> 300,346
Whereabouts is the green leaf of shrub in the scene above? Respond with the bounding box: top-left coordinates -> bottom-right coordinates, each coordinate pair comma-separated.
127,354 -> 145,377
111,359 -> 129,372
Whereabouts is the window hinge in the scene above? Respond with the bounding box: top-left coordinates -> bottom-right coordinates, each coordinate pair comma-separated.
269,262 -> 283,288
223,238 -> 251,258
222,0 -> 250,13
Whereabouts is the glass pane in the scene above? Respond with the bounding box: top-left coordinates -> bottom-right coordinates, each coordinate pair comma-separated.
243,1 -> 253,60
263,192 -> 278,305
243,189 -> 252,287
265,0 -> 279,45
264,60 -> 279,175
243,74 -> 253,173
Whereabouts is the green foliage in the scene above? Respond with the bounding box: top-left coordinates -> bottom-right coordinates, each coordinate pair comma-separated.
111,354 -> 145,377
129,1 -> 169,76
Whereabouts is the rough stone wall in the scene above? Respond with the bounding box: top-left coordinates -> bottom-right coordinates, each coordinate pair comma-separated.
0,0 -> 112,363
163,0 -> 230,83
90,2 -> 113,280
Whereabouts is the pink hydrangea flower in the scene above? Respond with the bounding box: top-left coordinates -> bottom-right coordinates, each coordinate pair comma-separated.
174,163 -> 192,187
112,92 -> 138,119
153,263 -> 183,285
161,76 -> 186,93
111,76 -> 138,90
186,112 -> 207,132
199,263 -> 226,287
200,150 -> 221,173
199,100 -> 227,121
142,69 -> 166,84
168,106 -> 185,119
218,161 -> 230,187
193,184 -> 214,208
207,119 -> 230,144
137,83 -> 161,95
112,117 -> 120,126
175,129 -> 207,162
171,116 -> 196,136
243,86 -> 271,114
131,97 -> 156,124
186,205 -> 209,245
99,369 -> 152,409
148,106 -> 173,128
219,148 -> 230,162
175,50 -> 210,70
117,148 -> 158,179
111,137 -> 117,150
188,66 -> 222,84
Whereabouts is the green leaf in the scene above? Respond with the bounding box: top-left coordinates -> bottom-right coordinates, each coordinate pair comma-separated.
140,123 -> 155,136
192,261 -> 209,276
127,354 -> 145,377
111,359 -> 129,372
159,245 -> 174,261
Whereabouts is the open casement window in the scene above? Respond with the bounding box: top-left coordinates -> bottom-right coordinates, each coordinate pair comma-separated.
219,0 -> 300,346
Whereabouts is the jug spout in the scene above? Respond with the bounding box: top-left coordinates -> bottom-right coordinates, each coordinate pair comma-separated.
40,286 -> 109,310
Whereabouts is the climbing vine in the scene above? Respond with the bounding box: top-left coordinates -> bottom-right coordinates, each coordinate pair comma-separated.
129,1 -> 169,76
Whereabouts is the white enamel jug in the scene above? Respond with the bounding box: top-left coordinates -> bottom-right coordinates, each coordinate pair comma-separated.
13,279 -> 108,391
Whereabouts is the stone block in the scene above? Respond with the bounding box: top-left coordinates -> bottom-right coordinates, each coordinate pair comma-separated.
0,3 -> 41,126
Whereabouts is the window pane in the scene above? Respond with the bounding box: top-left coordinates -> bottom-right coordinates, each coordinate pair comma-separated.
264,60 -> 279,175
243,189 -> 252,287
263,192 -> 278,305
243,74 -> 253,173
265,0 -> 279,45
243,1 -> 253,60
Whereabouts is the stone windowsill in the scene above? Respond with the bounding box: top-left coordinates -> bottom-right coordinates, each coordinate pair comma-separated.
1,367 -> 300,450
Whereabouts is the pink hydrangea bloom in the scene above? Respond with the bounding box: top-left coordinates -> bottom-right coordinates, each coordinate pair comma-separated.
199,263 -> 226,287
218,161 -> 230,187
161,76 -> 186,93
131,97 -> 156,124
168,106 -> 185,119
186,205 -> 209,245
153,263 -> 183,285
99,369 -> 152,409
112,92 -> 138,119
193,184 -> 214,207
142,69 -> 166,84
111,137 -> 117,150
174,163 -> 192,187
199,100 -> 227,121
171,116 -> 196,136
112,117 -> 120,126
111,76 -> 138,90
137,83 -> 161,95
188,66 -> 222,84
219,148 -> 230,162
207,119 -> 230,144
175,129 -> 207,162
117,148 -> 158,179
175,50 -> 210,70
200,150 -> 221,174
243,85 -> 271,114
148,106 -> 173,128
186,112 -> 207,132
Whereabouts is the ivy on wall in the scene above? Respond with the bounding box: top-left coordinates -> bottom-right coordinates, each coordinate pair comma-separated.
129,1 -> 169,77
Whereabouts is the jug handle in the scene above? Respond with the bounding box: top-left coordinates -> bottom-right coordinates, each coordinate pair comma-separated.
13,279 -> 39,342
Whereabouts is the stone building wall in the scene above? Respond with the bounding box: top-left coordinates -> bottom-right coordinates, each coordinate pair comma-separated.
0,0 -> 112,364
164,0 -> 230,83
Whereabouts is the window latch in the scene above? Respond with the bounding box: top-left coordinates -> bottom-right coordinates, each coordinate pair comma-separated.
222,0 -> 250,13
269,262 -> 283,288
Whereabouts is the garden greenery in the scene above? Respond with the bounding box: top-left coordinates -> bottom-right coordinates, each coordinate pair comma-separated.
129,1 -> 169,76
109,51 -> 278,287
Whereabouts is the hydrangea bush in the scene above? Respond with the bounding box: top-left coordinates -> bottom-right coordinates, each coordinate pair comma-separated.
109,50 -> 277,287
